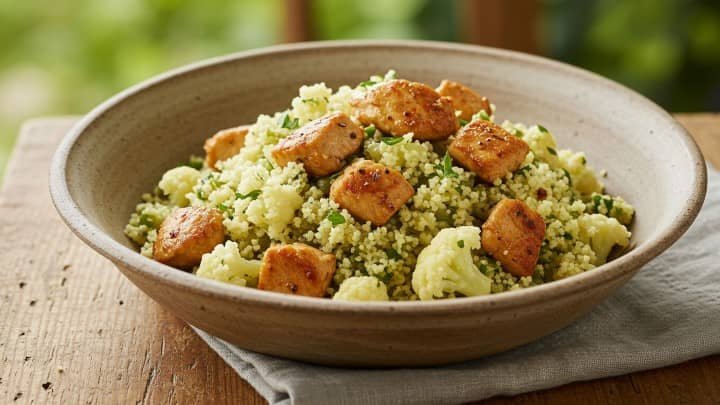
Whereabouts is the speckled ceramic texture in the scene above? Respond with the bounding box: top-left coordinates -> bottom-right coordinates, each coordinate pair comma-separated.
49,41 -> 707,367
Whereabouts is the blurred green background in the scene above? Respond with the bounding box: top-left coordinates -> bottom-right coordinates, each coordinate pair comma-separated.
1,0 -> 719,177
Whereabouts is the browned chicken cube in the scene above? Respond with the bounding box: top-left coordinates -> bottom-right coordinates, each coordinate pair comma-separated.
448,120 -> 529,183
204,125 -> 250,169
329,160 -> 414,226
153,207 -> 225,270
481,199 -> 546,277
436,80 -> 491,121
258,243 -> 336,297
271,112 -> 364,177
350,79 -> 458,141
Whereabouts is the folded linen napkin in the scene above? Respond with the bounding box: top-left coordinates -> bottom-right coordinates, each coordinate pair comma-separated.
194,168 -> 720,405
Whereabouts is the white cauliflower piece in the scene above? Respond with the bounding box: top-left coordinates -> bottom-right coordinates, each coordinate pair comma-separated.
558,150 -> 604,195
578,214 -> 631,264
246,184 -> 303,240
412,226 -> 491,300
196,241 -> 261,287
333,276 -> 389,301
159,166 -> 201,207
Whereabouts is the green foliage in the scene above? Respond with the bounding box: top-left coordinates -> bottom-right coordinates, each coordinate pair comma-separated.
0,0 -> 717,177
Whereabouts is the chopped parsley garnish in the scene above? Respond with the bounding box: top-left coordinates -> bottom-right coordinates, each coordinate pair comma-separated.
563,232 -> 573,240
359,80 -> 378,88
603,197 -> 614,212
537,124 -> 549,133
138,214 -> 155,227
514,128 -> 524,137
457,240 -> 465,248
381,136 -> 404,145
301,98 -> 320,105
279,112 -> 300,130
592,194 -> 603,211
364,125 -> 376,137
477,110 -> 491,121
517,165 -> 532,175
236,190 -> 261,200
184,155 -> 204,170
196,189 -> 207,201
209,177 -> 225,189
386,248 -> 401,260
562,168 -> 573,187
459,118 -> 469,126
436,152 -> 459,178
547,147 -> 558,156
327,210 -> 346,225
216,203 -> 230,212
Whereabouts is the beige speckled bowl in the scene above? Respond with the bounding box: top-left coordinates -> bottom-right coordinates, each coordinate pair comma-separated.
49,40 -> 707,366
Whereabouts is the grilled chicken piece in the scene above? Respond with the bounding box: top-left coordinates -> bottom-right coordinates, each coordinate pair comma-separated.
350,79 -> 458,141
436,80 -> 491,121
153,207 -> 225,270
329,160 -> 414,226
481,199 -> 546,277
271,112 -> 364,177
258,243 -> 336,297
448,120 -> 529,183
204,125 -> 250,169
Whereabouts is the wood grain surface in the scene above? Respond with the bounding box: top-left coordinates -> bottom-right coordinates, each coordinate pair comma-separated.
1,115 -> 718,404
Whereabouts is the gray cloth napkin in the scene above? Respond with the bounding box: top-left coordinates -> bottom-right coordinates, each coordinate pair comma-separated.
193,168 -> 720,405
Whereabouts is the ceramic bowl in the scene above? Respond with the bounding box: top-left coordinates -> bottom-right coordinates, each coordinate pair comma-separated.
49,40 -> 706,366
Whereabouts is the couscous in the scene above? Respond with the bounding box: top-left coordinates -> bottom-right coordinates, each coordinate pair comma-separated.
125,71 -> 634,301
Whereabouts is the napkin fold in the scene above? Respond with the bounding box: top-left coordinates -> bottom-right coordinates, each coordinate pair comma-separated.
194,169 -> 720,405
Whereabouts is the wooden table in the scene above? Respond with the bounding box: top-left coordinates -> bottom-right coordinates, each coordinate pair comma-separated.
1,115 -> 719,404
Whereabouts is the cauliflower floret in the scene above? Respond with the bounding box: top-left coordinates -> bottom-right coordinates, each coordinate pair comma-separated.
558,150 -> 603,196
521,125 -> 561,167
578,214 -> 631,264
587,193 -> 635,226
246,184 -> 303,240
412,226 -> 491,300
333,276 -> 389,301
196,241 -> 261,287
159,166 -> 202,207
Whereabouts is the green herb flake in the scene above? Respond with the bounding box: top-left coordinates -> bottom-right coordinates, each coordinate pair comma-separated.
381,136 -> 404,145
562,168 -> 573,187
196,189 -> 207,201
457,240 -> 465,249
139,214 -> 155,227
537,124 -> 549,133
216,203 -> 230,213
279,112 -> 300,130
517,165 -> 532,175
562,233 -> 573,240
236,190 -> 261,200
359,80 -> 378,88
459,118 -> 469,126
364,125 -> 376,137
547,146 -> 558,156
386,248 -> 401,260
301,98 -> 320,105
478,110 -> 490,121
592,194 -> 602,211
327,210 -> 346,225
437,152 -> 459,178
603,197 -> 614,212
184,155 -> 204,170
514,128 -> 524,137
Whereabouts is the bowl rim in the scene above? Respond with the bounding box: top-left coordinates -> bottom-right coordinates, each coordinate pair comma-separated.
49,39 -> 707,316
